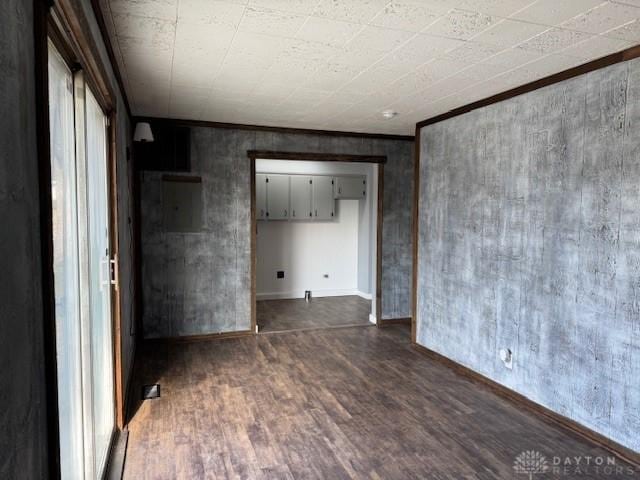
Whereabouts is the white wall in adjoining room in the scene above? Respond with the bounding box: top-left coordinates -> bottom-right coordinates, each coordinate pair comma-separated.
255,160 -> 377,305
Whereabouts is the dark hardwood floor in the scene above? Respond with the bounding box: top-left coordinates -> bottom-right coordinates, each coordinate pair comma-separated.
257,295 -> 371,333
124,325 -> 638,479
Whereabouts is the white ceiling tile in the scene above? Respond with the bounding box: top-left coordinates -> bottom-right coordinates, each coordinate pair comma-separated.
369,1 -> 443,32
177,0 -> 245,27
303,62 -> 363,90
561,2 -> 640,34
330,45 -> 388,67
454,0 -> 534,17
519,54 -> 584,78
377,34 -> 465,68
612,0 -> 640,6
287,88 -> 332,103
390,58 -> 466,95
225,31 -> 291,66
559,35 -> 630,60
313,0 -> 390,24
295,17 -> 363,47
238,6 -> 307,35
422,9 -> 499,40
340,66 -> 408,94
103,0 -> 639,133
605,18 -> 640,41
262,59 -> 321,83
248,0 -> 320,14
346,26 -> 414,53
279,38 -> 340,62
472,18 -> 548,46
442,42 -> 505,64
112,13 -> 176,51
109,0 -> 178,21
517,28 -> 593,54
511,0 -> 606,25
174,22 -> 236,52
481,47 -> 542,68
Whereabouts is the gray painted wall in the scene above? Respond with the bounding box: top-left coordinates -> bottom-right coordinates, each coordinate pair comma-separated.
140,128 -> 414,338
417,58 -> 640,452
0,0 -> 49,477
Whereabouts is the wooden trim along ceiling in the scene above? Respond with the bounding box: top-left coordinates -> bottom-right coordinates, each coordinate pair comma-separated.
90,0 -> 132,118
51,0 -> 116,114
412,343 -> 640,468
416,44 -> 640,129
247,150 -> 387,164
138,117 -> 415,142
249,151 -> 386,333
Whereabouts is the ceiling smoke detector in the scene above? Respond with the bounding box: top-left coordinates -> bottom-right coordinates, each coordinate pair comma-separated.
381,110 -> 398,119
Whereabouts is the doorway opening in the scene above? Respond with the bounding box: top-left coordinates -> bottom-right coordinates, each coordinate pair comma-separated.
249,151 -> 385,334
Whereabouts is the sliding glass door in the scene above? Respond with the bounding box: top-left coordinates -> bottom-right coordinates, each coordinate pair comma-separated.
84,80 -> 115,477
48,41 -> 115,480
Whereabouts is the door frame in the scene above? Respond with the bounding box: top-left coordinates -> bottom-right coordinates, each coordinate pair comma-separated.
34,2 -> 126,477
247,150 -> 386,333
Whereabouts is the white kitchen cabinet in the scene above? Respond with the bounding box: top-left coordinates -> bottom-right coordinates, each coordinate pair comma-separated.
335,176 -> 366,199
266,174 -> 289,220
256,174 -> 267,220
312,176 -> 335,220
290,176 -> 312,220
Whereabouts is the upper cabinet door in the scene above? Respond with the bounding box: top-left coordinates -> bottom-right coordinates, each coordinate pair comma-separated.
256,174 -> 267,220
267,174 -> 290,220
290,176 -> 312,220
335,176 -> 366,199
312,176 -> 335,220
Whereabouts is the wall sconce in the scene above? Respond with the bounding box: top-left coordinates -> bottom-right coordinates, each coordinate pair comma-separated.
133,122 -> 154,142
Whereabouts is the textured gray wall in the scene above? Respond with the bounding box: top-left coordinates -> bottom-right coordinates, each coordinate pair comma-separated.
0,0 -> 49,477
140,128 -> 414,338
417,58 -> 640,452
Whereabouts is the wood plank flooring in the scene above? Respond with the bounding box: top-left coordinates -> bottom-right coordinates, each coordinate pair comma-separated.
124,325 -> 638,479
257,295 -> 371,333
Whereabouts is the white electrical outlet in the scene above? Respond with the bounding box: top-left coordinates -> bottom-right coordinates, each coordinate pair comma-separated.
500,348 -> 513,369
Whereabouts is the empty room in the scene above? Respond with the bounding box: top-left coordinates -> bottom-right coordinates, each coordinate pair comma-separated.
2,0 -> 640,479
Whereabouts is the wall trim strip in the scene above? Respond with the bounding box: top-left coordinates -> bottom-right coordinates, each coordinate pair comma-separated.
248,150 -> 387,163
378,317 -> 411,326
143,330 -> 254,343
412,343 -> 640,467
139,116 -> 415,142
416,44 -> 640,129
90,0 -> 132,118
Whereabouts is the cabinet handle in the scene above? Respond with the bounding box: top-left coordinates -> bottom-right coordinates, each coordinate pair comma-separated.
338,187 -> 342,194
284,209 -> 288,217
260,209 -> 264,217
292,210 -> 296,217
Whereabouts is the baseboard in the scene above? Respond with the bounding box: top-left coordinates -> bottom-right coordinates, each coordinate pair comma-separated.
144,329 -> 254,343
356,291 -> 373,300
257,289 -> 364,300
378,317 -> 411,326
412,342 -> 640,468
